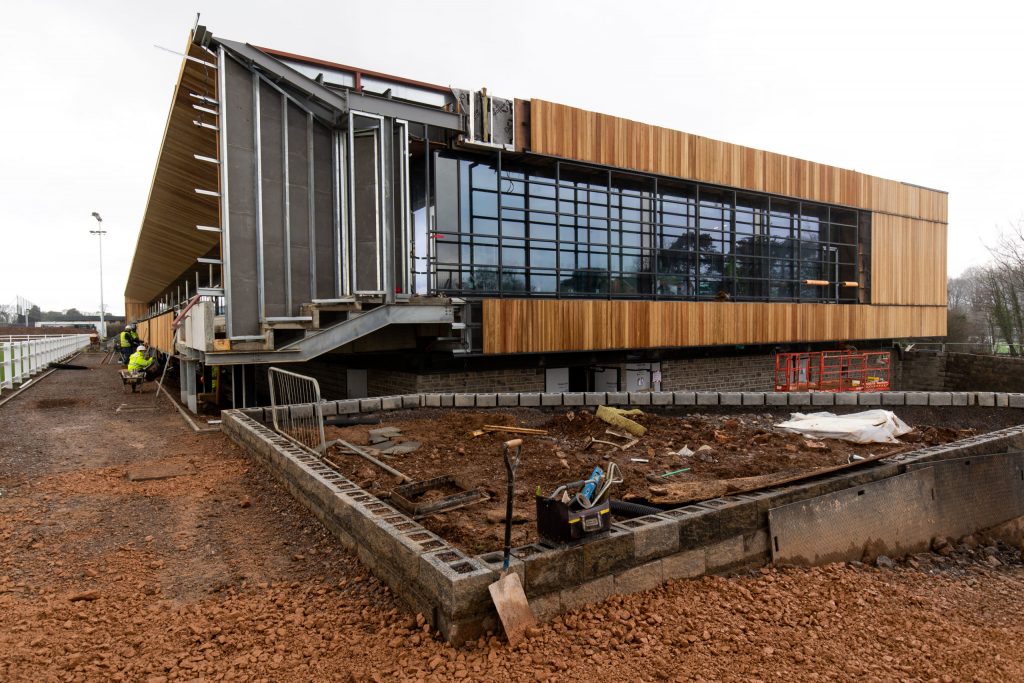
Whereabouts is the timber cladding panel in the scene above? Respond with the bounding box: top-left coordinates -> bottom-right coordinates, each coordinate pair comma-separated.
136,311 -> 175,355
482,300 -> 945,354
872,214 -> 948,306
529,100 -> 948,223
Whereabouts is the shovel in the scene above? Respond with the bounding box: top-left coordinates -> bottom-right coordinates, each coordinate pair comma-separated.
488,438 -> 537,645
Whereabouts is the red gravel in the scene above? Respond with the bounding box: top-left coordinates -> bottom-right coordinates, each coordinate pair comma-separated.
2,353 -> 1024,682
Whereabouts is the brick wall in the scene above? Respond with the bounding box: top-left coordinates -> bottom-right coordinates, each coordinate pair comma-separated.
660,354 -> 776,392
367,370 -> 419,397
412,368 -> 545,393
295,359 -> 348,400
899,352 -> 1024,392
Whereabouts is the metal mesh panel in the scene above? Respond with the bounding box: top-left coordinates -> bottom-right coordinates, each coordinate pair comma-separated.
268,367 -> 326,454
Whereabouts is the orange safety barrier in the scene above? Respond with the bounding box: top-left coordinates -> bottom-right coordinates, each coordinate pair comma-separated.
774,350 -> 891,393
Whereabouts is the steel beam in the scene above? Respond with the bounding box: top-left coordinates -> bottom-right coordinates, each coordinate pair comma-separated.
215,38 -> 464,132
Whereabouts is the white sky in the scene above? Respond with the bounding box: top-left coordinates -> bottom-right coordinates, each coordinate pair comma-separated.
2,0 -> 1022,315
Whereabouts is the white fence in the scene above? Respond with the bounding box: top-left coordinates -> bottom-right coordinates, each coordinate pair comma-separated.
0,335 -> 92,395
268,367 -> 326,454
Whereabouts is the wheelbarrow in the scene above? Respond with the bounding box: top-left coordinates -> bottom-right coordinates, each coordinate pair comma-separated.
119,370 -> 146,393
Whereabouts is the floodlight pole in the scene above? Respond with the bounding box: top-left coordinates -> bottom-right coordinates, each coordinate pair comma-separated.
90,212 -> 107,340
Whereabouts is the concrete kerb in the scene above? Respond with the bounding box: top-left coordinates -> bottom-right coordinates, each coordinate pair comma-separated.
220,399 -> 1024,643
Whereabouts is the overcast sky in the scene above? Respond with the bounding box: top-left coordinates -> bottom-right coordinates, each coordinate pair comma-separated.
2,0 -> 1022,315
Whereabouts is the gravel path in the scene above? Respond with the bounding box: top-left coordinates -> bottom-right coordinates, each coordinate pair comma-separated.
2,352 -> 1023,681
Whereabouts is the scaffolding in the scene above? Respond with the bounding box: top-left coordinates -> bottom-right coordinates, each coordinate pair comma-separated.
774,350 -> 891,393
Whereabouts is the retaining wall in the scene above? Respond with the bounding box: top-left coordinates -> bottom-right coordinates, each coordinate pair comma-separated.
223,392 -> 1024,643
899,351 -> 1024,393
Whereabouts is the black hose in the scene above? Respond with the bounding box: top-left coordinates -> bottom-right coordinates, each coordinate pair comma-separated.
610,499 -> 662,518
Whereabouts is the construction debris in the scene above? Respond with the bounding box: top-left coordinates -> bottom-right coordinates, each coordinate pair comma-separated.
471,425 -> 549,438
776,410 -> 913,444
595,406 -> 647,436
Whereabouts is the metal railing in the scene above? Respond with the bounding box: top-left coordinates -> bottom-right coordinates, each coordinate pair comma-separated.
268,367 -> 326,454
0,334 -> 92,395
903,342 -> 1024,356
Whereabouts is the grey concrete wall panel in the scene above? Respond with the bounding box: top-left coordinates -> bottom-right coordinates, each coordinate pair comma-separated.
769,469 -> 939,566
259,81 -> 287,318
313,122 -> 336,298
907,452 -> 1024,539
286,103 -> 312,310
223,57 -> 261,337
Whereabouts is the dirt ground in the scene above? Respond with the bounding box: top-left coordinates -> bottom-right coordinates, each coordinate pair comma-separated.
324,408 -> 977,554
4,354 -> 1024,682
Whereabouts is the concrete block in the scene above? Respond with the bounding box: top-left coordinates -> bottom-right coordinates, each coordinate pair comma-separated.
336,399 -> 361,415
765,393 -> 788,406
743,529 -> 771,563
581,528 -> 633,580
928,392 -> 952,406
560,575 -> 615,613
584,392 -> 607,406
454,393 -> 475,408
1009,393 -> 1024,409
996,393 -> 1009,407
650,391 -> 673,406
606,392 -> 628,405
857,392 -> 882,405
541,393 -> 562,406
705,535 -> 745,573
359,398 -> 382,412
662,548 -> 706,580
696,392 -> 720,406
518,544 -> 583,596
881,392 -> 905,406
475,393 -> 497,408
667,505 -> 720,550
628,391 -> 652,406
497,393 -> 520,407
673,391 -> 697,405
320,401 -> 339,417
834,392 -> 858,406
440,393 -> 455,407
719,392 -> 743,406
563,392 -> 585,406
697,496 -> 758,537
810,392 -> 834,406
614,559 -> 664,595
976,392 -> 995,407
625,515 -> 680,561
905,391 -> 928,406
741,392 -> 765,406
520,393 -> 541,407
423,393 -> 442,408
381,396 -> 402,411
528,591 -> 562,622
401,394 -> 422,408
788,392 -> 811,406
951,392 -> 970,406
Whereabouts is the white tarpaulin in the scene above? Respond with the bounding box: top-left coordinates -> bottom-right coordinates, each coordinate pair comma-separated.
775,409 -> 913,444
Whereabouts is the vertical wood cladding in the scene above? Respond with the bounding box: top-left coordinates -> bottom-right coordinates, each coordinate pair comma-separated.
482,300 -> 946,354
528,100 -> 948,223
136,311 -> 175,355
871,214 -> 948,306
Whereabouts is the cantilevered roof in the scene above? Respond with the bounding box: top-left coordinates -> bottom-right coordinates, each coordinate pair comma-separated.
124,33 -> 220,305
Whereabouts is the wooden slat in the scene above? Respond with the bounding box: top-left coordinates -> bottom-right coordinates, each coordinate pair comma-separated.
871,214 -> 947,306
482,300 -> 946,355
529,100 -> 947,223
135,311 -> 175,355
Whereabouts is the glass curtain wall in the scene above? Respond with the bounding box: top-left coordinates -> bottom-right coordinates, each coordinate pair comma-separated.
432,152 -> 865,303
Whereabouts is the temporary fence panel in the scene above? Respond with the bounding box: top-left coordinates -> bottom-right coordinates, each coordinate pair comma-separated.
268,367 -> 326,454
0,334 -> 92,396
775,350 -> 890,392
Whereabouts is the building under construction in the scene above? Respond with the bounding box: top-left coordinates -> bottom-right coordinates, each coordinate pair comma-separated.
125,25 -> 948,412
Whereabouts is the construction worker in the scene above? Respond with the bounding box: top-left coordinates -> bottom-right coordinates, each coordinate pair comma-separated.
118,325 -> 140,364
128,345 -> 159,381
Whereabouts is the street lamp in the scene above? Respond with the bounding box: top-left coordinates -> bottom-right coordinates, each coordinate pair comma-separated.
90,212 -> 107,340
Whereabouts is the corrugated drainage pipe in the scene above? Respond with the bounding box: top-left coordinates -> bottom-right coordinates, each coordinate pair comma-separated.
610,499 -> 662,518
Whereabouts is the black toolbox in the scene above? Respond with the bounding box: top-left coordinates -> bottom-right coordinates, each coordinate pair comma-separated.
535,494 -> 611,546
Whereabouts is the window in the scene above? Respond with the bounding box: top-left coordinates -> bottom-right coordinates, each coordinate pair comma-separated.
432,152 -> 867,303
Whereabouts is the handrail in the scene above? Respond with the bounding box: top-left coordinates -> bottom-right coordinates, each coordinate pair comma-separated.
0,334 -> 92,395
